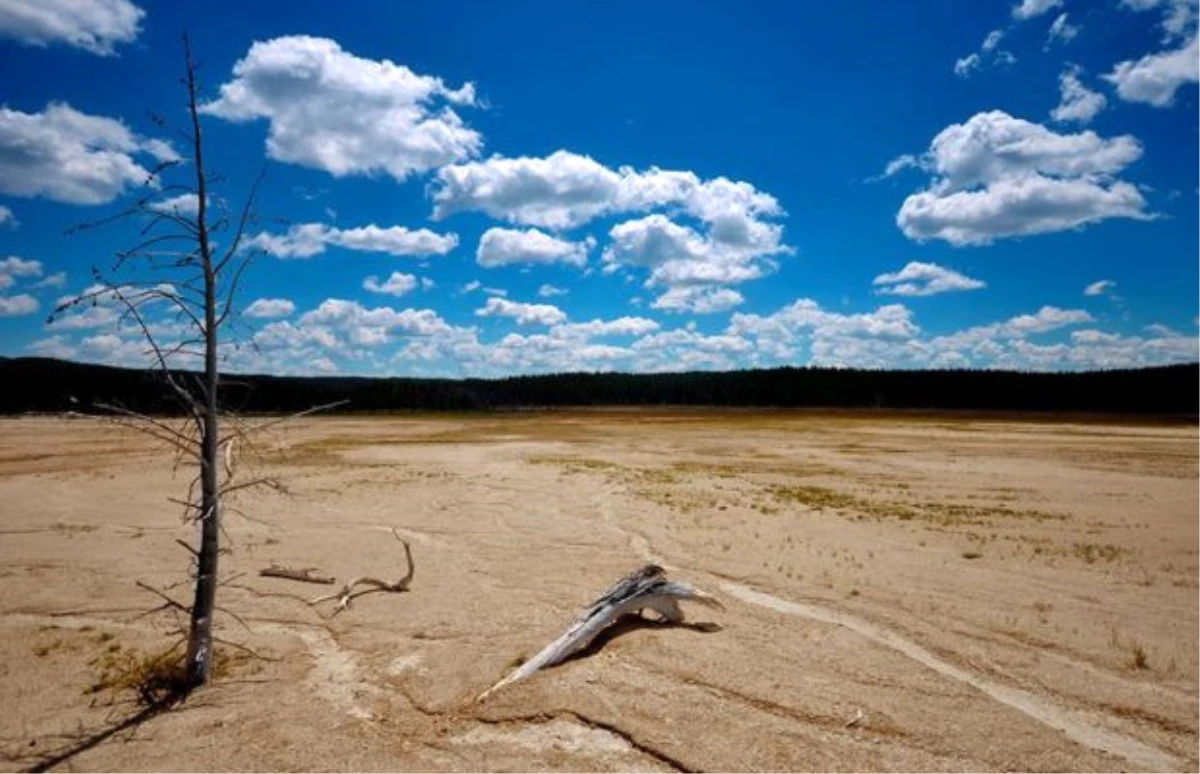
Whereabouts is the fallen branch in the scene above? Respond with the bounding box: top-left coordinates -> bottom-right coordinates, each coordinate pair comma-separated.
478,564 -> 722,701
308,529 -> 414,616
259,566 -> 336,585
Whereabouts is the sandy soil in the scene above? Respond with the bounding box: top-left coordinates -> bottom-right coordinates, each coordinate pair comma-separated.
0,411 -> 1196,772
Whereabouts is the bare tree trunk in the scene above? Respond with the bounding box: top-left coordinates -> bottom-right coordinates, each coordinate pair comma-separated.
183,33 -> 220,688
52,31 -> 274,690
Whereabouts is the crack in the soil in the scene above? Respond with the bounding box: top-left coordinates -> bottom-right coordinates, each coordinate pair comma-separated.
475,710 -> 692,773
669,671 -> 910,739
720,580 -> 1183,773
593,486 -> 1185,772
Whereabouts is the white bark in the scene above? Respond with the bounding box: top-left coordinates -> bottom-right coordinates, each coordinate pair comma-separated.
479,564 -> 721,700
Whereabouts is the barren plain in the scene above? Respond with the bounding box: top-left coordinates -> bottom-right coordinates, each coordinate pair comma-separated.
0,412 -> 1196,772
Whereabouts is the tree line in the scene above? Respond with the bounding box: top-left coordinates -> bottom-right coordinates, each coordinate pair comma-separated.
2,356 -> 1195,417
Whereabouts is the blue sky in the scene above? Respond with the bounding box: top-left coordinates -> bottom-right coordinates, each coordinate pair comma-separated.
0,0 -> 1196,376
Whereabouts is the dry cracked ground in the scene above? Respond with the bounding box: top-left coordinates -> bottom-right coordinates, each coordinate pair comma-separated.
0,411 -> 1196,772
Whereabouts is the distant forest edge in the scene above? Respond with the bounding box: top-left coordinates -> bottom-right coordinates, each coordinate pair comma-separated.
2,357 -> 1197,418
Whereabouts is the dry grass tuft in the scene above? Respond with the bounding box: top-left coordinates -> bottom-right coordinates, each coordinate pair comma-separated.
86,641 -> 242,707
1109,629 -> 1151,671
87,644 -> 191,707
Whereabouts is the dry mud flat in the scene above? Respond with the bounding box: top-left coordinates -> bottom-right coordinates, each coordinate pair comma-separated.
0,411 -> 1196,772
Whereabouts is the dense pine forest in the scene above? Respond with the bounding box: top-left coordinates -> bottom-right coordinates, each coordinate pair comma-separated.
1,357 -> 1195,417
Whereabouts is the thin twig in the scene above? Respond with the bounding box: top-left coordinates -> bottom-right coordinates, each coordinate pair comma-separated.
260,566 -> 336,585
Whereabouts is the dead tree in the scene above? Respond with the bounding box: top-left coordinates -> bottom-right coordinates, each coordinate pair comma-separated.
478,564 -> 723,700
52,33 -> 265,689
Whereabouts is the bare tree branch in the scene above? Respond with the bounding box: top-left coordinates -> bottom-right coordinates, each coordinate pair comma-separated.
308,529 -> 415,616
94,402 -> 199,453
135,580 -> 190,615
219,477 -> 282,498
215,166 -> 265,274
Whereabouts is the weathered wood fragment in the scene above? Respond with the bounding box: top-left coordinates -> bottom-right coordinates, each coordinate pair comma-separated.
479,564 -> 722,700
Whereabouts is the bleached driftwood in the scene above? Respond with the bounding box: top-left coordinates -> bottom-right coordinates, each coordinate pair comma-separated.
479,564 -> 722,701
259,566 -> 336,585
308,529 -> 414,615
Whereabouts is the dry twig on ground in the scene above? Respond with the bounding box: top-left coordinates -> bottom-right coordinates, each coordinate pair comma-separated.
307,529 -> 415,616
258,566 -> 336,585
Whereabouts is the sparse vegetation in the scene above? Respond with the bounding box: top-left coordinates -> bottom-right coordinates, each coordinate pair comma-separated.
86,640 -> 247,708
86,645 -> 192,706
1110,629 -> 1152,671
2,406 -> 1193,771
1072,542 -> 1128,564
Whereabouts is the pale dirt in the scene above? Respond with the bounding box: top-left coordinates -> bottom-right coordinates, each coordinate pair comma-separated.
0,411 -> 1196,772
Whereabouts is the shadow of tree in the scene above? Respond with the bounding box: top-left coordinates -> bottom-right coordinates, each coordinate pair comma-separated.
11,653 -> 198,774
15,696 -> 182,773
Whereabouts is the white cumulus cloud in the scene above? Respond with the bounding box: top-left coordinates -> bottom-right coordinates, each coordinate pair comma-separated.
1119,0 -> 1198,40
0,102 -> 175,205
1013,0 -> 1063,20
431,150 -> 784,234
651,286 -> 745,314
0,0 -> 143,55
363,271 -> 418,298
729,300 -> 921,367
1052,67 -> 1108,123
537,284 -> 568,297
0,292 -> 38,316
1046,13 -> 1080,45
261,298 -> 454,353
881,154 -> 920,178
1084,279 -> 1117,296
244,297 -> 296,318
873,261 -> 986,296
954,53 -> 982,78
0,255 -> 42,290
554,317 -> 660,338
476,227 -> 594,268
896,111 -> 1151,245
603,213 -> 784,287
954,29 -> 1017,78
432,150 -> 789,301
32,271 -> 66,289
202,35 -> 482,180
148,193 -> 201,216
248,222 -> 458,259
475,297 -> 567,326
1104,34 -> 1199,106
